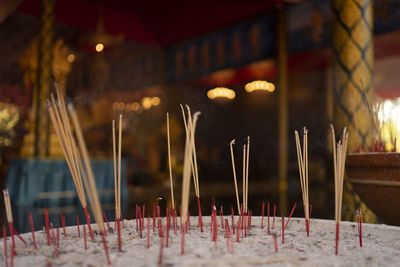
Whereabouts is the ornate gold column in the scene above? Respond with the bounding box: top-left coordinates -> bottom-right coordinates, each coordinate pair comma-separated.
332,0 -> 374,151
21,0 -> 71,158
34,0 -> 54,157
333,0 -> 377,223
277,6 -> 288,215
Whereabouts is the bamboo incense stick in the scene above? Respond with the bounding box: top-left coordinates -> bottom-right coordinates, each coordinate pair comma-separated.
48,87 -> 93,238
242,143 -> 246,214
181,105 -> 203,231
117,114 -> 122,220
180,105 -> 198,196
185,105 -> 200,198
295,128 -> 310,236
245,137 -> 250,214
167,113 -> 175,210
68,104 -> 110,264
112,114 -> 123,221
181,111 -> 201,225
3,190 -> 15,249
112,120 -> 117,218
330,124 -> 348,255
229,140 -> 240,215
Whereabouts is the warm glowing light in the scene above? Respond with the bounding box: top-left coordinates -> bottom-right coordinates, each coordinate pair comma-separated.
207,87 -> 236,100
130,102 -> 140,111
95,43 -> 104,52
142,97 -> 152,110
378,97 -> 400,151
245,80 -> 275,93
67,54 -> 75,63
151,97 -> 161,106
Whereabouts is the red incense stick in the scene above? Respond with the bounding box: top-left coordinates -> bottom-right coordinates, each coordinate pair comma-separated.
236,217 -> 240,242
244,213 -> 247,238
60,212 -> 66,237
13,230 -> 28,246
139,211 -> 143,238
29,213 -> 37,249
173,210 -> 177,235
213,213 -> 218,247
273,233 -> 278,253
281,216 -> 285,244
358,211 -> 362,247
158,223 -> 164,265
83,225 -> 87,249
261,202 -> 265,229
7,222 -> 15,251
83,208 -> 94,240
267,202 -> 270,233
147,216 -> 150,249
10,247 -> 14,267
136,205 -> 139,232
101,231 -> 111,265
231,206 -> 235,234
76,216 -> 80,238
153,204 -> 156,232
272,204 -> 276,229
181,228 -> 185,255
306,205 -> 312,236
44,208 -> 50,245
103,211 -> 110,231
219,210 -> 224,230
117,219 -> 122,251
51,225 -> 56,246
284,203 -> 296,230
335,223 -> 339,255
3,225 -> 8,267
197,197 -> 203,232
55,228 -> 59,258
166,217 -> 170,247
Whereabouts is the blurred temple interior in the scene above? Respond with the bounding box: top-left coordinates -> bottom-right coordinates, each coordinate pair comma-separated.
1,0 -> 400,232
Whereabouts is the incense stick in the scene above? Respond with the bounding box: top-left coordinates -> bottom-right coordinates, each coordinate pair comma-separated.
295,128 -> 310,236
68,104 -> 110,264
245,137 -> 250,213
181,111 -> 201,224
112,114 -> 123,220
186,105 -> 200,198
112,120 -> 117,218
180,104 -> 198,196
242,143 -> 246,214
330,124 -> 348,255
167,113 -> 175,210
48,88 -> 93,237
3,190 -> 15,249
117,114 -> 122,220
229,140 -> 240,215
181,105 -> 203,231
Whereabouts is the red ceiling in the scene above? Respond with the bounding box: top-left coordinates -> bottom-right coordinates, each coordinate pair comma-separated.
17,0 -> 282,46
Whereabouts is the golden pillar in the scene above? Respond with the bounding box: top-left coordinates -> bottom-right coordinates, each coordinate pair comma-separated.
35,0 -> 54,157
277,6 -> 288,215
333,0 -> 377,223
332,0 -> 374,151
20,0 -> 71,158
